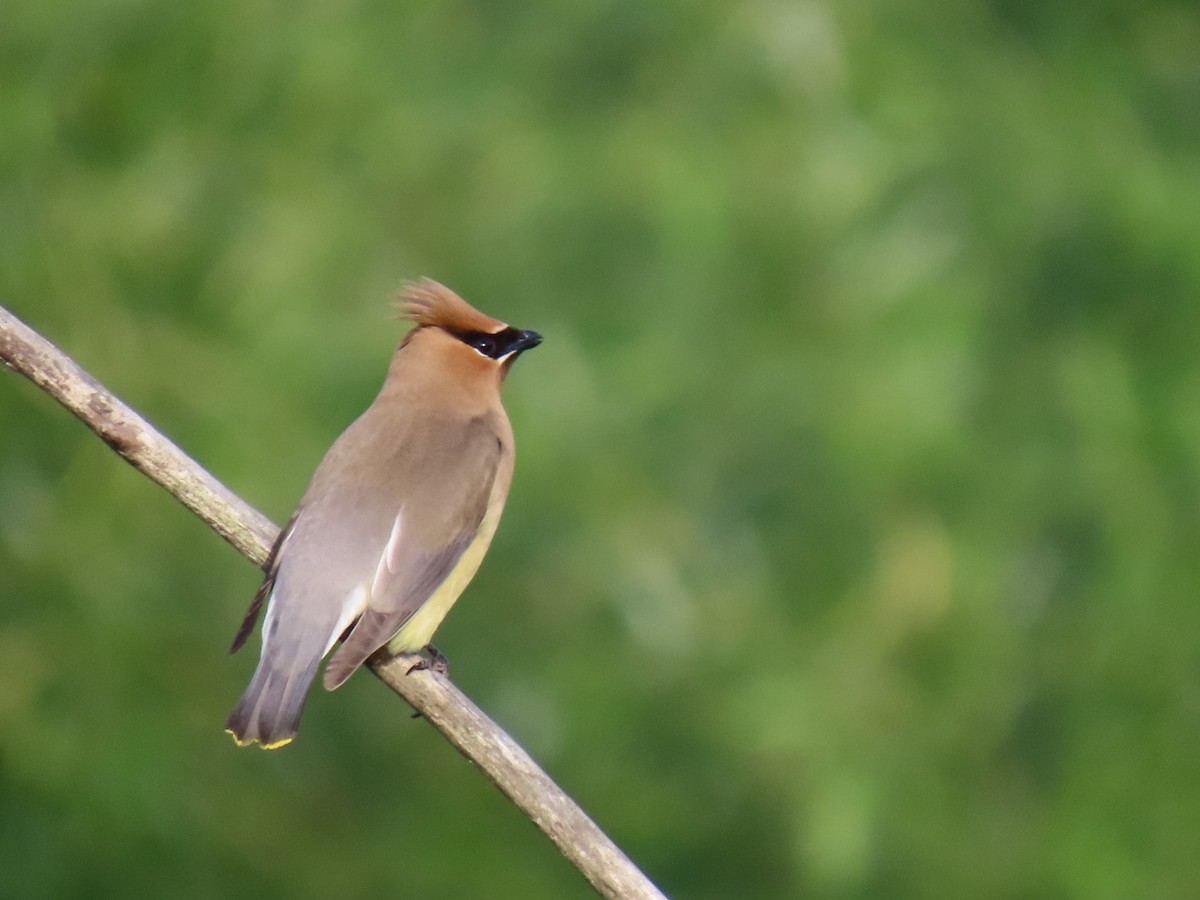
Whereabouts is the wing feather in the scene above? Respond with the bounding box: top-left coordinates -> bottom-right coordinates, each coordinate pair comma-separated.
321,422 -> 505,689
230,512 -> 298,654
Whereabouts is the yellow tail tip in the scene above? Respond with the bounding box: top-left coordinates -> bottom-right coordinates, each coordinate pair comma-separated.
225,728 -> 294,751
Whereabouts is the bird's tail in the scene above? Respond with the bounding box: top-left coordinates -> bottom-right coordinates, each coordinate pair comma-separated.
225,653 -> 322,750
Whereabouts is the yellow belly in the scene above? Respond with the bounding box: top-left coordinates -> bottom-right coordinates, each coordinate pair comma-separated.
386,494 -> 505,652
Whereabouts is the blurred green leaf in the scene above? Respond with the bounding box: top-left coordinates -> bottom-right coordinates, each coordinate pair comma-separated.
3,1 -> 1200,897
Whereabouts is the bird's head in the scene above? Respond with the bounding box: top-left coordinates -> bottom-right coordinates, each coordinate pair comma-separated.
396,279 -> 542,377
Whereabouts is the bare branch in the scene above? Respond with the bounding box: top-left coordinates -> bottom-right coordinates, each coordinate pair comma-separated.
0,304 -> 666,900
0,308 -> 277,564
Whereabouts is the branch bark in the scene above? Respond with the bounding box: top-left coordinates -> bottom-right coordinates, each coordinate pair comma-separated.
0,304 -> 666,900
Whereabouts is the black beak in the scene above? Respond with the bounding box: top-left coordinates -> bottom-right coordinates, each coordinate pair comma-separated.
513,330 -> 543,353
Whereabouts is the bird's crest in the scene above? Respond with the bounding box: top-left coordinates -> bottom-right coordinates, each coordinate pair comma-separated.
396,279 -> 506,335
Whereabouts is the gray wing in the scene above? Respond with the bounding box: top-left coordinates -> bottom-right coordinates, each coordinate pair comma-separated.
230,512 -> 298,653
321,418 -> 507,689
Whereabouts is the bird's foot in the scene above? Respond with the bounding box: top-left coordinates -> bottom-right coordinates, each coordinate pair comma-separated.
406,645 -> 450,719
405,643 -> 451,676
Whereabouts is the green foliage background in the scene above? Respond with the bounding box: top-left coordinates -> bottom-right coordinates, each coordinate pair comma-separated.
3,2 -> 1200,897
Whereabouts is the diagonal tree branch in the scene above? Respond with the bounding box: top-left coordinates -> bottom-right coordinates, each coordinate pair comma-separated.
0,304 -> 666,900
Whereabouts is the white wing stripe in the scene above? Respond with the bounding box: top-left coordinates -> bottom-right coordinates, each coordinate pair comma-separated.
371,506 -> 405,597
323,584 -> 370,657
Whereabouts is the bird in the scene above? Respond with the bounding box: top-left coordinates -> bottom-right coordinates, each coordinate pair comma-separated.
225,278 -> 541,749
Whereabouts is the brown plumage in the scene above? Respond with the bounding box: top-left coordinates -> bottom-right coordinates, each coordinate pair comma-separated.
226,279 -> 541,749
400,277 -> 506,332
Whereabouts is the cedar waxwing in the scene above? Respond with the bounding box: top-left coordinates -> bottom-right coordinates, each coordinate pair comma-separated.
226,279 -> 541,749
